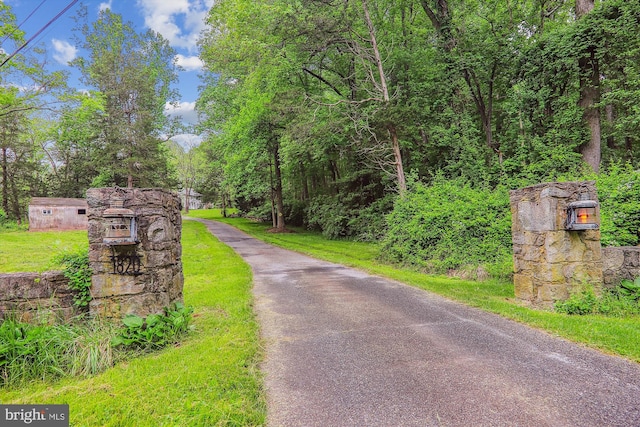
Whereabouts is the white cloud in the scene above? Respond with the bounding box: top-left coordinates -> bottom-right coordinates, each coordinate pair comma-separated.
136,0 -> 214,51
165,101 -> 199,125
175,54 -> 203,72
170,133 -> 202,150
99,0 -> 113,12
51,39 -> 77,65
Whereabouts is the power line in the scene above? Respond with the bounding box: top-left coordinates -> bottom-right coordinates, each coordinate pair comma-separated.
0,0 -> 49,47
0,0 -> 79,69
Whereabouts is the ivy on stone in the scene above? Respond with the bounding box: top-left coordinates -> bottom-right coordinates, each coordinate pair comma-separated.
56,250 -> 92,309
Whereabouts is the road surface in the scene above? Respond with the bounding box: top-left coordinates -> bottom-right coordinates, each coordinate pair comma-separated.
194,218 -> 640,427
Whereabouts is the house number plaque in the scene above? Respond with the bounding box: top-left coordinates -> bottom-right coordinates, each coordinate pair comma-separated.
109,254 -> 142,275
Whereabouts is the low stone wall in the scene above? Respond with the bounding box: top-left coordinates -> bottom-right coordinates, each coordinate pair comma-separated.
0,271 -> 79,322
602,246 -> 640,287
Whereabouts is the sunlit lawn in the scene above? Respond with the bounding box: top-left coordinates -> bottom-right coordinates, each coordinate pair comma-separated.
0,230 -> 88,272
0,221 -> 266,426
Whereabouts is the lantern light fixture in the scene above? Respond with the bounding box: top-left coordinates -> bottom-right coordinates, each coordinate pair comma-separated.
103,196 -> 138,245
565,193 -> 599,231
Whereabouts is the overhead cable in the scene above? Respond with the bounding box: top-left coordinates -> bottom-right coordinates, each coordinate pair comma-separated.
0,0 -> 79,69
0,0 -> 49,47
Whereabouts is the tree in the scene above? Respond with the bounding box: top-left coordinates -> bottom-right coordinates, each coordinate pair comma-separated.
44,93 -> 105,197
168,135 -> 205,214
0,3 -> 70,220
73,7 -> 180,188
199,0 -> 299,230
195,0 -> 640,239
576,0 -> 602,172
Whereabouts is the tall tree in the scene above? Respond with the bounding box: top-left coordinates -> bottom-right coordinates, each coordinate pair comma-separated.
576,0 -> 602,172
73,7 -> 180,188
45,93 -> 105,196
0,3 -> 69,219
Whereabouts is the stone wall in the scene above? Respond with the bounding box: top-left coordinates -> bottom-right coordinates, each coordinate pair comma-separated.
602,247 -> 640,287
510,182 -> 603,305
86,188 -> 183,318
0,271 -> 78,322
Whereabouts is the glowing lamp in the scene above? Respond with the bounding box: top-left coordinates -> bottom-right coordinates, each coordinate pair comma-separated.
565,196 -> 598,231
103,197 -> 138,245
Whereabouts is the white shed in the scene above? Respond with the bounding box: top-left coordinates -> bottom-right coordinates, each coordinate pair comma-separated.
28,197 -> 89,231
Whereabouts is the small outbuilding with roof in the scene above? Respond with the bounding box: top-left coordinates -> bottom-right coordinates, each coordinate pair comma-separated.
28,197 -> 89,231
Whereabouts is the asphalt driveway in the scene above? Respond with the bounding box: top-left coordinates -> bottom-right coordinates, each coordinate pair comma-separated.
195,219 -> 640,427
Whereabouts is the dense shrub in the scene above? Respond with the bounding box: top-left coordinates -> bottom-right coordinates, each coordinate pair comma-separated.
592,162 -> 640,246
0,209 -> 27,232
381,176 -> 512,277
284,199 -> 307,227
555,280 -> 640,317
305,193 -> 393,241
305,195 -> 350,239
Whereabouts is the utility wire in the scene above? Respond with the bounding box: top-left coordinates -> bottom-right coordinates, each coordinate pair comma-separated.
0,0 -> 79,69
0,0 -> 48,47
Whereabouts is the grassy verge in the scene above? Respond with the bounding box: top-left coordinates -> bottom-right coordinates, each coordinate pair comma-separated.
0,220 -> 266,426
188,209 -> 640,363
0,230 -> 88,272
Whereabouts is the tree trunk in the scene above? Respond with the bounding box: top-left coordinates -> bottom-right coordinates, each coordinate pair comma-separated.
9,170 -> 21,223
300,162 -> 309,201
269,159 -> 277,228
272,144 -> 285,231
576,0 -> 601,173
422,0 -> 500,162
1,147 -> 8,216
222,192 -> 227,218
605,102 -> 615,149
362,0 -> 407,193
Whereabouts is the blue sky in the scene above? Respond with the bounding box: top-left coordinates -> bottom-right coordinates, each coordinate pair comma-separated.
5,0 -> 212,127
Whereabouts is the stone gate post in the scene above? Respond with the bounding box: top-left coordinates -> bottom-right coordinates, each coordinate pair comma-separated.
509,182 -> 603,305
86,188 -> 184,318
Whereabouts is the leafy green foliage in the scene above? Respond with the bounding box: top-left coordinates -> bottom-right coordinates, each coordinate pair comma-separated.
0,209 -> 26,231
111,302 -> 194,350
381,176 -> 512,277
305,192 -> 392,241
555,282 -> 640,317
591,162 -> 640,246
55,250 -> 92,309
72,7 -> 180,189
618,277 -> 640,302
554,288 -> 600,315
0,319 -> 69,386
0,302 -> 194,388
0,317 -> 118,388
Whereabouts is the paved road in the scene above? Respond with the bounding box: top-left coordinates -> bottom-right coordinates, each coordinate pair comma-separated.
195,219 -> 640,427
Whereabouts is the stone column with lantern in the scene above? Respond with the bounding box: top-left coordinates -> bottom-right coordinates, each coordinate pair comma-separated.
86,187 -> 183,318
509,181 -> 603,306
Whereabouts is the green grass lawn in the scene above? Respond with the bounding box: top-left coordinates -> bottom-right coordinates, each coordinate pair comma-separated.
0,230 -> 88,272
189,209 -> 640,363
0,220 -> 266,426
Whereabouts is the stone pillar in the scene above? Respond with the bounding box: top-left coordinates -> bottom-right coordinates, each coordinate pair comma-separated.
509,182 -> 603,305
86,188 -> 183,318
